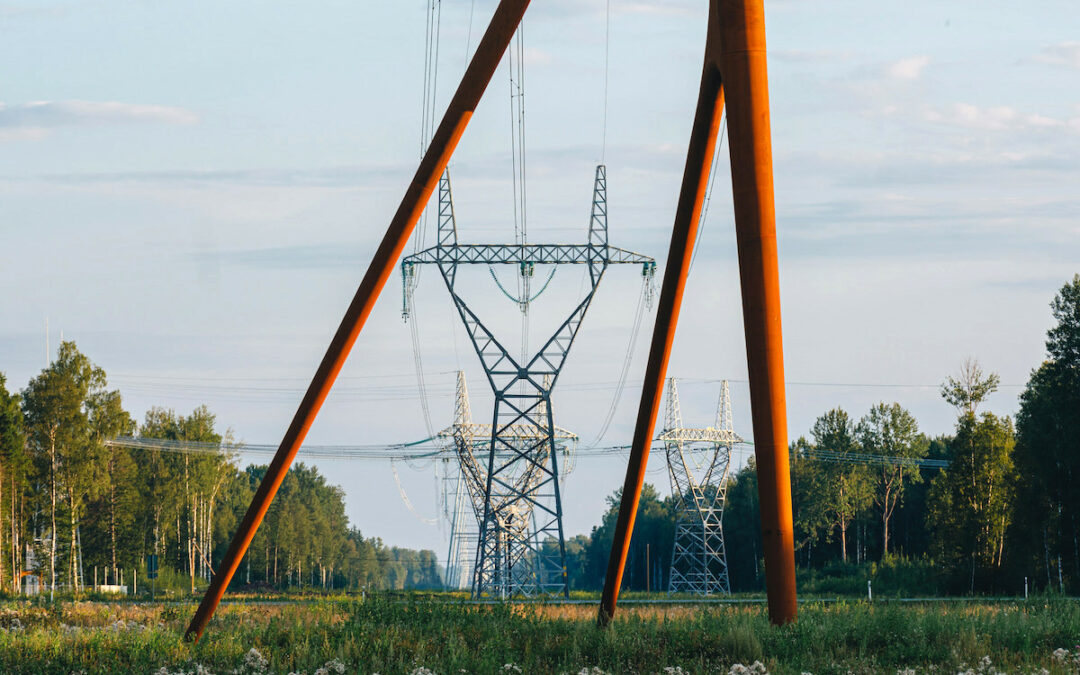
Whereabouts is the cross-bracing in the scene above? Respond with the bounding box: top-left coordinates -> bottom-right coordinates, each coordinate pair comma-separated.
660,379 -> 742,595
402,166 -> 655,598
437,371 -> 578,590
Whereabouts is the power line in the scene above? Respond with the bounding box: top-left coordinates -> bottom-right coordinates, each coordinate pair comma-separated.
105,436 -> 949,469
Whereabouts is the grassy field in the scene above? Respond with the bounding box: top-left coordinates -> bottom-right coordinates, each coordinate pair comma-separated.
0,595 -> 1079,674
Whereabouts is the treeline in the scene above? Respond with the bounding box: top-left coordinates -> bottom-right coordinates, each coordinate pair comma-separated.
561,274 -> 1080,596
0,343 -> 442,595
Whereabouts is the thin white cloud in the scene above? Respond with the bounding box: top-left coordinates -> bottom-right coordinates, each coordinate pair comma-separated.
1035,42 -> 1080,70
522,47 -> 553,66
0,100 -> 198,137
771,49 -> 853,64
452,0 -> 698,19
0,127 -> 49,142
888,55 -> 930,80
920,103 -> 1074,133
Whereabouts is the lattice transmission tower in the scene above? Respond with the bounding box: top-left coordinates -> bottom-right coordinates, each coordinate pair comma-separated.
402,166 -> 655,598
437,370 -> 578,590
660,378 -> 742,595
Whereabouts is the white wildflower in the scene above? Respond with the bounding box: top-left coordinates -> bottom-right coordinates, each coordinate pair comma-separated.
408,668 -> 438,675
662,668 -> 688,675
1053,648 -> 1069,661
897,670 -> 916,675
322,660 -> 346,675
503,665 -> 523,673
243,648 -> 268,673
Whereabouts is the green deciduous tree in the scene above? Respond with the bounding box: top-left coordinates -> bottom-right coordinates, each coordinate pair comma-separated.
941,358 -> 1001,416
858,402 -> 927,557
812,409 -> 874,563
1011,274 -> 1080,592
0,374 -> 29,592
139,406 -> 233,592
580,485 -> 674,592
928,411 -> 1015,592
22,342 -> 113,594
790,436 -> 829,565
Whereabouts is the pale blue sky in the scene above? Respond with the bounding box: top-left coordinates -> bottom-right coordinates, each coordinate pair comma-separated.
2,1 -> 1078,554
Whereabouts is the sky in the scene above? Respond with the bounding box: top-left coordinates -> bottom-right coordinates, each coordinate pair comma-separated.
1,0 -> 1079,560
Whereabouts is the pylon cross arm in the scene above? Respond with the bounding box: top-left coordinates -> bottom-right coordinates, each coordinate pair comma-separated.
657,428 -> 743,444
402,243 -> 654,269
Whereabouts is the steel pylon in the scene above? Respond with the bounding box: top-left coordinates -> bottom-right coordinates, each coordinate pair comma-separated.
660,379 -> 741,595
403,167 -> 655,598
437,371 -> 577,590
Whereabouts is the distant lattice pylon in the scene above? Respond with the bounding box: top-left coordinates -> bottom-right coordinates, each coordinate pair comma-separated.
659,378 -> 741,595
436,370 -> 577,591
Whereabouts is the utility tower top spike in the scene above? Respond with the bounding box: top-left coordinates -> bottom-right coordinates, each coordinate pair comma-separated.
438,170 -> 458,249
664,378 -> 682,433
589,164 -> 608,250
716,380 -> 733,434
454,370 -> 472,426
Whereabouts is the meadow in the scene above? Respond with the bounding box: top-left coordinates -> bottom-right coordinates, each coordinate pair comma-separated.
0,595 -> 1078,674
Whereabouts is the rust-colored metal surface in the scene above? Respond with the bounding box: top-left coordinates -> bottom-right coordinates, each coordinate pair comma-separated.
184,0 -> 532,642
597,36 -> 725,629
719,0 -> 797,626
599,0 -> 796,627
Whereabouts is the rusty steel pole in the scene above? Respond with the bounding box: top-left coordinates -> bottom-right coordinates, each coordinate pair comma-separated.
599,0 -> 796,627
597,5 -> 726,629
184,0 -> 531,642
719,0 -> 797,626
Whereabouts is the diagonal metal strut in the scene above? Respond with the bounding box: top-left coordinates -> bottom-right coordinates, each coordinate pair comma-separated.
404,165 -> 654,598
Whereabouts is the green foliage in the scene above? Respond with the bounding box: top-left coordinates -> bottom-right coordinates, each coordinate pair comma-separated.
1,598 -> 1080,674
0,341 -> 441,597
858,402 -> 928,556
927,412 -> 1015,593
576,484 -> 674,592
1047,273 -> 1080,365
21,341 -> 116,593
723,462 -> 763,591
790,410 -> 875,565
1011,274 -> 1080,593
797,556 -> 946,597
941,358 -> 1001,416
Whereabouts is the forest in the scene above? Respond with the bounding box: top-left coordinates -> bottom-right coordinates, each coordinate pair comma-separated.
0,352 -> 442,595
567,274 -> 1080,596
0,274 -> 1075,598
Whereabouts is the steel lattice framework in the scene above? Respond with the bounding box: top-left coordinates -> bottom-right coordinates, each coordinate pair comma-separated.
437,371 -> 578,589
402,166 -> 654,598
660,379 -> 742,595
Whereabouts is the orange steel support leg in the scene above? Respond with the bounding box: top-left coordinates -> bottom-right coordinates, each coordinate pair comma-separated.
184,0 -> 531,642
719,0 -> 797,626
597,25 -> 725,628
598,0 -> 796,627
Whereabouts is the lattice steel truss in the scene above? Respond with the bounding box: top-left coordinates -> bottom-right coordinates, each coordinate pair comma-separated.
402,166 -> 655,597
660,379 -> 742,595
437,371 -> 577,590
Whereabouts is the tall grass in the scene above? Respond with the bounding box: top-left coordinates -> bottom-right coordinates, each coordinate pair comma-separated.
0,597 -> 1077,674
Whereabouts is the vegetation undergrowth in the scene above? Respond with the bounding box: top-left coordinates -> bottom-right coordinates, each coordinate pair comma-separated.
0,596 -> 1079,674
